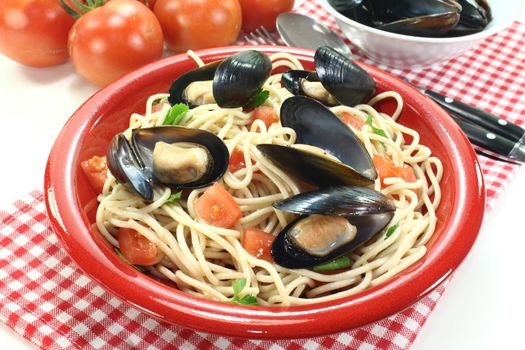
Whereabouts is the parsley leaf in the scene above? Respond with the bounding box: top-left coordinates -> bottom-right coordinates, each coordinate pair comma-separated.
165,191 -> 182,203
163,103 -> 189,125
366,115 -> 388,138
313,256 -> 351,272
384,223 -> 399,239
235,295 -> 259,306
243,89 -> 270,109
115,248 -> 146,272
229,278 -> 259,306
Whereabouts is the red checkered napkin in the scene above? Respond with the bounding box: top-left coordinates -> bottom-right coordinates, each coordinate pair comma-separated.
1,3 -> 524,350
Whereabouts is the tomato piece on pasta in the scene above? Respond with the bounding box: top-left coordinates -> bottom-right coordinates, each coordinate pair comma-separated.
194,183 -> 242,228
339,111 -> 365,130
250,106 -> 279,130
242,228 -> 274,262
373,155 -> 417,187
80,155 -> 107,193
228,149 -> 246,173
118,228 -> 162,266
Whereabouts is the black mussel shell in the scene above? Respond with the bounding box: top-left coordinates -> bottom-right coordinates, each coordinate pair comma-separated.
213,50 -> 272,108
281,70 -> 340,107
332,0 -> 375,27
257,144 -> 374,187
366,0 -> 461,26
377,12 -> 460,37
455,0 -> 490,30
107,133 -> 154,200
281,70 -> 312,96
168,60 -> 221,106
314,46 -> 376,106
271,186 -> 395,269
273,186 -> 395,216
280,96 -> 377,182
131,126 -> 229,190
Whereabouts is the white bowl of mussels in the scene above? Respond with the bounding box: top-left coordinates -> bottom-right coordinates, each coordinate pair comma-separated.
318,0 -> 522,69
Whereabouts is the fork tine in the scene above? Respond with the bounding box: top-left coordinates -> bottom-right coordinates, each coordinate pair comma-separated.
257,26 -> 279,46
247,31 -> 266,45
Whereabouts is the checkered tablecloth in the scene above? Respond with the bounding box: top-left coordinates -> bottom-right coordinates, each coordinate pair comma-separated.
0,1 -> 524,349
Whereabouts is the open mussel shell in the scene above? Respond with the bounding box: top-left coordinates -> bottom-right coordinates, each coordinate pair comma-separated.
314,46 -> 376,106
213,50 -> 272,108
377,12 -> 460,37
257,144 -> 374,187
281,69 -> 340,106
107,134 -> 154,201
273,186 -> 395,216
271,186 -> 395,269
168,60 -> 221,106
131,126 -> 229,190
279,96 -> 377,182
281,70 -> 311,96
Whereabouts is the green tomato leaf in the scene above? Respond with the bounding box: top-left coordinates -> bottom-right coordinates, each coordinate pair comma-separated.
244,89 -> 270,109
163,103 -> 189,125
313,256 -> 351,272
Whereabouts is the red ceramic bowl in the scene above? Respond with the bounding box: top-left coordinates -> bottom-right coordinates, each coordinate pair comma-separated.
44,46 -> 485,339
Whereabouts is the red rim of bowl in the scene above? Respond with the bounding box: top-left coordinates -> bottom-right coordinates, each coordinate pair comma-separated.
44,45 -> 485,339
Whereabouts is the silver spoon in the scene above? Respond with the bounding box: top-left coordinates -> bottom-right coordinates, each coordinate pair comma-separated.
276,12 -> 352,56
275,12 -> 525,163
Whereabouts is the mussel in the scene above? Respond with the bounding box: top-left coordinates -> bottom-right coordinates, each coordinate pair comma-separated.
445,0 -> 491,36
107,126 -> 229,200
257,96 -> 377,187
281,46 -> 376,107
332,0 -> 491,37
168,50 -> 272,108
368,0 -> 461,37
271,186 -> 395,269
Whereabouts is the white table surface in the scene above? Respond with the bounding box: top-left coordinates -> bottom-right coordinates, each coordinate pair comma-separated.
1,8 -> 524,350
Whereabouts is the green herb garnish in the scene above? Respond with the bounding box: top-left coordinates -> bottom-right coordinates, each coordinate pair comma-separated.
229,278 -> 258,306
165,191 -> 182,203
243,89 -> 270,109
313,256 -> 351,272
115,248 -> 146,272
384,223 -> 399,240
366,115 -> 388,138
163,103 -> 189,125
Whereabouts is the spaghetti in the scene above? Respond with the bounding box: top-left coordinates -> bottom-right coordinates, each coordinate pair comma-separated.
95,51 -> 443,306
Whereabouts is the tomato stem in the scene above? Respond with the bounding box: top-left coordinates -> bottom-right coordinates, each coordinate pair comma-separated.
60,0 -> 107,19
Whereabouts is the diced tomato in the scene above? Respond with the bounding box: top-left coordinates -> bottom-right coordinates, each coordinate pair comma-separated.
152,101 -> 169,113
118,228 -> 162,266
228,149 -> 246,173
373,155 -> 417,187
242,228 -> 274,262
194,183 -> 242,228
80,156 -> 107,193
250,106 -> 279,130
340,111 -> 365,130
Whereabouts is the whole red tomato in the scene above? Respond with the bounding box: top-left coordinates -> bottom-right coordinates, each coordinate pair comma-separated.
239,0 -> 294,32
0,0 -> 75,67
154,0 -> 242,53
68,0 -> 163,86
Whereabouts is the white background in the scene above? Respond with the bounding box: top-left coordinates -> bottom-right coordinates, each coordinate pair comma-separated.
0,2 -> 524,349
